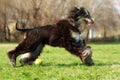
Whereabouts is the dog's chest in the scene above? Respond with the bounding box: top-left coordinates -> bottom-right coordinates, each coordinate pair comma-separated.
70,30 -> 82,42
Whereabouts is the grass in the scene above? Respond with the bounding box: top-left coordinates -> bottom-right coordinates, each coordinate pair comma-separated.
0,42 -> 120,80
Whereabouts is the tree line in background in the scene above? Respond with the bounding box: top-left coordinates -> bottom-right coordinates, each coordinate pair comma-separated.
0,0 -> 120,42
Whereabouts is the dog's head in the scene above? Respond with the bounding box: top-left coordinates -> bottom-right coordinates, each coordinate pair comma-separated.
68,7 -> 94,25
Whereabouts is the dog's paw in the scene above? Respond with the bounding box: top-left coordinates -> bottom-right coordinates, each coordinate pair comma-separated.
19,58 -> 33,66
10,61 -> 16,67
7,52 -> 16,67
80,46 -> 94,66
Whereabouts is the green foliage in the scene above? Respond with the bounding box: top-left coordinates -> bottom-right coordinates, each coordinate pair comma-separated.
0,42 -> 120,80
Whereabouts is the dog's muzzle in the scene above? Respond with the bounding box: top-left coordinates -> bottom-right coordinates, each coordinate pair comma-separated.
84,18 -> 94,26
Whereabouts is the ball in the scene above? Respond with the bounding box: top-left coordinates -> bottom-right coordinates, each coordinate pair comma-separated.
34,58 -> 42,65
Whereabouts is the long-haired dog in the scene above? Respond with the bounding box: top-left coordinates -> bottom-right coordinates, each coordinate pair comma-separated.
7,7 -> 94,67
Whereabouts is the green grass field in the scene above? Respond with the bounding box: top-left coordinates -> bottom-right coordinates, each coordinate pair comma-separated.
0,42 -> 120,80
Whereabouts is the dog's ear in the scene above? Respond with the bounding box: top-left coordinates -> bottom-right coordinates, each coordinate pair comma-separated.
79,7 -> 90,18
79,7 -> 86,16
71,7 -> 79,12
68,7 -> 80,18
80,7 -> 85,11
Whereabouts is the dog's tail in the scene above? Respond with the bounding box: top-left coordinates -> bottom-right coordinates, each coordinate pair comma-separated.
16,21 -> 33,32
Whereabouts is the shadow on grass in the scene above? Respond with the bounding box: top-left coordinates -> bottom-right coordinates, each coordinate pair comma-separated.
41,62 -> 84,67
15,62 -> 120,68
41,62 -> 120,67
15,62 -> 83,68
15,63 -> 94,68
95,62 -> 120,66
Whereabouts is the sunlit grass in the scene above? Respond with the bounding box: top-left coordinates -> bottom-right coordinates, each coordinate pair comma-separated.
0,42 -> 120,80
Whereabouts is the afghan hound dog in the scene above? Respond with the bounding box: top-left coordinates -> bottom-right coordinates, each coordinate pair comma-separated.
7,7 -> 94,67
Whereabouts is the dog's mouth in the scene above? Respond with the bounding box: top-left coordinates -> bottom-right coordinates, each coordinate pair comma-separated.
84,18 -> 94,26
76,17 -> 94,26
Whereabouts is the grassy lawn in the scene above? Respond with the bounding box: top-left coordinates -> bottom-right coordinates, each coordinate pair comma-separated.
0,42 -> 120,80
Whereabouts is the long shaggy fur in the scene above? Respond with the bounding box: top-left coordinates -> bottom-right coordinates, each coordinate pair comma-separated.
7,7 -> 94,67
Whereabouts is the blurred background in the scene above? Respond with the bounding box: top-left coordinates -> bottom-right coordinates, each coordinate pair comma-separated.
0,0 -> 120,42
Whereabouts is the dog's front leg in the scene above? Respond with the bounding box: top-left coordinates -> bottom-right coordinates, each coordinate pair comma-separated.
79,46 -> 94,66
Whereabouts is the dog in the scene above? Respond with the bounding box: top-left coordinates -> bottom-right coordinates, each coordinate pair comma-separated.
7,7 -> 94,67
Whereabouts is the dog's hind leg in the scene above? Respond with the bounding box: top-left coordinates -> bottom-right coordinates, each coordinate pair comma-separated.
7,42 -> 31,67
19,43 -> 45,66
7,39 -> 38,67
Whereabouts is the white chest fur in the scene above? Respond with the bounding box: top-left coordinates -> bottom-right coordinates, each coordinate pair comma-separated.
70,30 -> 82,42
